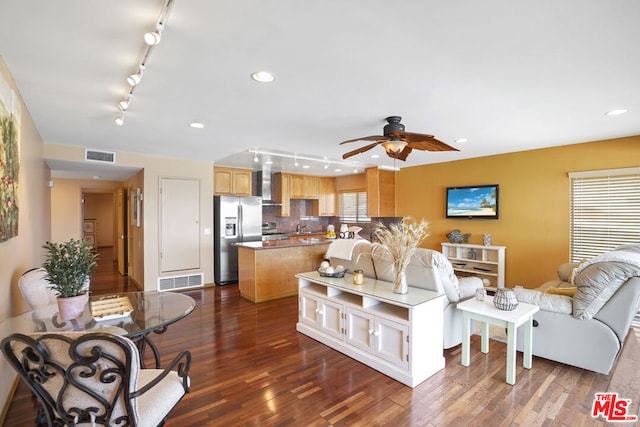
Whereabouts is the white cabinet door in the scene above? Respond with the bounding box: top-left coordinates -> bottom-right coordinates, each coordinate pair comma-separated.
318,299 -> 343,340
375,317 -> 409,369
345,307 -> 374,353
346,307 -> 409,369
299,291 -> 320,328
300,291 -> 344,340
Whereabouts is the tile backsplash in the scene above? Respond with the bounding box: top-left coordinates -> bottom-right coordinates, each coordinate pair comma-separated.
262,201 -> 400,239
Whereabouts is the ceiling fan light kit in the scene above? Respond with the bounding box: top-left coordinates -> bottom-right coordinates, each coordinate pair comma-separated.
340,116 -> 459,161
381,140 -> 408,155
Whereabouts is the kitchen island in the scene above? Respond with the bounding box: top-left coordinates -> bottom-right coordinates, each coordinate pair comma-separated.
236,238 -> 332,302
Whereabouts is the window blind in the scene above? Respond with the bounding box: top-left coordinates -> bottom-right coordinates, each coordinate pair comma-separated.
569,168 -> 640,262
338,191 -> 370,223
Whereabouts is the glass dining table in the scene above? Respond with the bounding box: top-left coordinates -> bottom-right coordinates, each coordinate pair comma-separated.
5,291 -> 196,368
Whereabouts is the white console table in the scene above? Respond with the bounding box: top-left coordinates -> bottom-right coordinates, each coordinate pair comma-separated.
295,271 -> 446,387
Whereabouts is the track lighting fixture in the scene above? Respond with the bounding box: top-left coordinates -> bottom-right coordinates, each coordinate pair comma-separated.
144,23 -> 164,45
115,0 -> 175,125
247,149 -> 363,173
127,65 -> 145,86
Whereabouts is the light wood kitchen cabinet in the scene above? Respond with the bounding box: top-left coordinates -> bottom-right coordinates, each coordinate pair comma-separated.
366,167 -> 395,217
290,174 -> 304,198
317,177 -> 337,216
214,166 -> 252,196
290,174 -> 319,199
274,173 -> 291,217
303,176 -> 319,199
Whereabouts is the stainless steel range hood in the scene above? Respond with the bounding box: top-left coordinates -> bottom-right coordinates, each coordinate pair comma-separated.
254,170 -> 282,206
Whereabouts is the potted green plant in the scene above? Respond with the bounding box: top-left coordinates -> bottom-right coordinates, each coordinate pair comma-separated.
42,238 -> 99,320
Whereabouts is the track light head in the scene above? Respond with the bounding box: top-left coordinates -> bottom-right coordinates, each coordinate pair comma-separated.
144,31 -> 162,45
127,73 -> 142,86
115,114 -> 125,126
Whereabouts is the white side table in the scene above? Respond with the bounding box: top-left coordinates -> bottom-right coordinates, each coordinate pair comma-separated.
457,296 -> 539,385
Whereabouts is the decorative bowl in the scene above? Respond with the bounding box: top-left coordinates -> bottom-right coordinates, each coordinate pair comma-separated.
493,288 -> 519,311
318,269 -> 346,278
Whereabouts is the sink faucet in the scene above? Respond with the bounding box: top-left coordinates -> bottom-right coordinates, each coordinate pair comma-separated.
296,224 -> 307,233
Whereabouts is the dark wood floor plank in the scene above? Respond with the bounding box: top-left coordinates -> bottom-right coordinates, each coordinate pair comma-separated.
4,247 -> 637,426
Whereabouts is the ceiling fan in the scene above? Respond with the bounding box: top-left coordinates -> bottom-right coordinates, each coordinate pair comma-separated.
340,116 -> 458,161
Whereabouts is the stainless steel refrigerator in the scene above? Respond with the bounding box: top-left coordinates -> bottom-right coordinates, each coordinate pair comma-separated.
214,195 -> 262,285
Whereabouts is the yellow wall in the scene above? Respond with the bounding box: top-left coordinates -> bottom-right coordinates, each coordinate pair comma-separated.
396,136 -> 640,288
84,192 -> 115,248
0,57 -> 52,416
44,145 -> 214,291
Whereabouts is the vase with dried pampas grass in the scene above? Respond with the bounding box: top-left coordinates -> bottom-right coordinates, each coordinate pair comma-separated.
373,217 -> 430,294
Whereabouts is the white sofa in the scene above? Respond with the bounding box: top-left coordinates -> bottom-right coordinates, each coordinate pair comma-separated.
515,244 -> 640,374
329,241 -> 484,349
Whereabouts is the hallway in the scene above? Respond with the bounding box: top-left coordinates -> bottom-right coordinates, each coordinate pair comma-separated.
90,246 -> 139,295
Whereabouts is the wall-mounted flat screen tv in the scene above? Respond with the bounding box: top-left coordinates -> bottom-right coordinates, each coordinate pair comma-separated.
446,184 -> 499,219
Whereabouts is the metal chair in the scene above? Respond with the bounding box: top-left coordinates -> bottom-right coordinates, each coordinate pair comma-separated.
1,332 -> 191,427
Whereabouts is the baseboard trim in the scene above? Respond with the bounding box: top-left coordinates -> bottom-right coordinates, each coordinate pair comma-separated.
0,374 -> 20,426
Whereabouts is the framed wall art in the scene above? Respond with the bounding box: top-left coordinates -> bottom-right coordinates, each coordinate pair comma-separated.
0,71 -> 21,243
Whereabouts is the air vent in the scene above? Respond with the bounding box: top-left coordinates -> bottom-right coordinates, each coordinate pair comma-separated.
158,273 -> 204,291
85,149 -> 116,163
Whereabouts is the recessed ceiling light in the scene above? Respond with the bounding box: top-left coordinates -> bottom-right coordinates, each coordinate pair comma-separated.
455,138 -> 468,143
264,160 -> 273,165
334,168 -> 341,172
370,154 -> 380,159
605,109 -> 628,116
251,71 -> 276,83
189,122 -> 204,128
302,165 -> 310,169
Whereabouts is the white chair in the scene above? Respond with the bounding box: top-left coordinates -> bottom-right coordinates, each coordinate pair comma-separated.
1,332 -> 191,427
18,267 -> 58,309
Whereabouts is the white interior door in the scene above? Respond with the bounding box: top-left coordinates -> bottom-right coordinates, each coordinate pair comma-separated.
160,178 -> 200,272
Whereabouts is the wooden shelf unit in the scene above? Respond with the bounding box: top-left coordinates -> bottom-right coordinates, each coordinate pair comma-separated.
441,242 -> 506,289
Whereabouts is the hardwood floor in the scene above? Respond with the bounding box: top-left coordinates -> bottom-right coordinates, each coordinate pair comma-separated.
4,247 -> 639,426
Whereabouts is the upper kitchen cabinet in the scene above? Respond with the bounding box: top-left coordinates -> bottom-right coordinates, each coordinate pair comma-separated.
214,166 -> 252,196
274,173 -> 291,217
366,167 -> 395,217
317,177 -> 337,216
291,174 -> 319,199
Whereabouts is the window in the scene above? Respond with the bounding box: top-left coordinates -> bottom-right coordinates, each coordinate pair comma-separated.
569,167 -> 640,262
339,191 -> 370,223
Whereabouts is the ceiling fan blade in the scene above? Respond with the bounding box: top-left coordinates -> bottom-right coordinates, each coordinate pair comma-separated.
388,146 -> 412,161
342,142 -> 381,159
400,132 -> 459,152
339,135 -> 386,145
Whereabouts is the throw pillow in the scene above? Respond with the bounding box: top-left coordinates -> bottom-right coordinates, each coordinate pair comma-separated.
546,286 -> 577,297
570,259 -> 589,285
556,262 -> 578,282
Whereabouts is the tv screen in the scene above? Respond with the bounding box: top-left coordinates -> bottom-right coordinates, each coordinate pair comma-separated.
446,184 -> 499,219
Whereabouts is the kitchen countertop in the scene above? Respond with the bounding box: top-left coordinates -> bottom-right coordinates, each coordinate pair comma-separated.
236,238 -> 333,250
